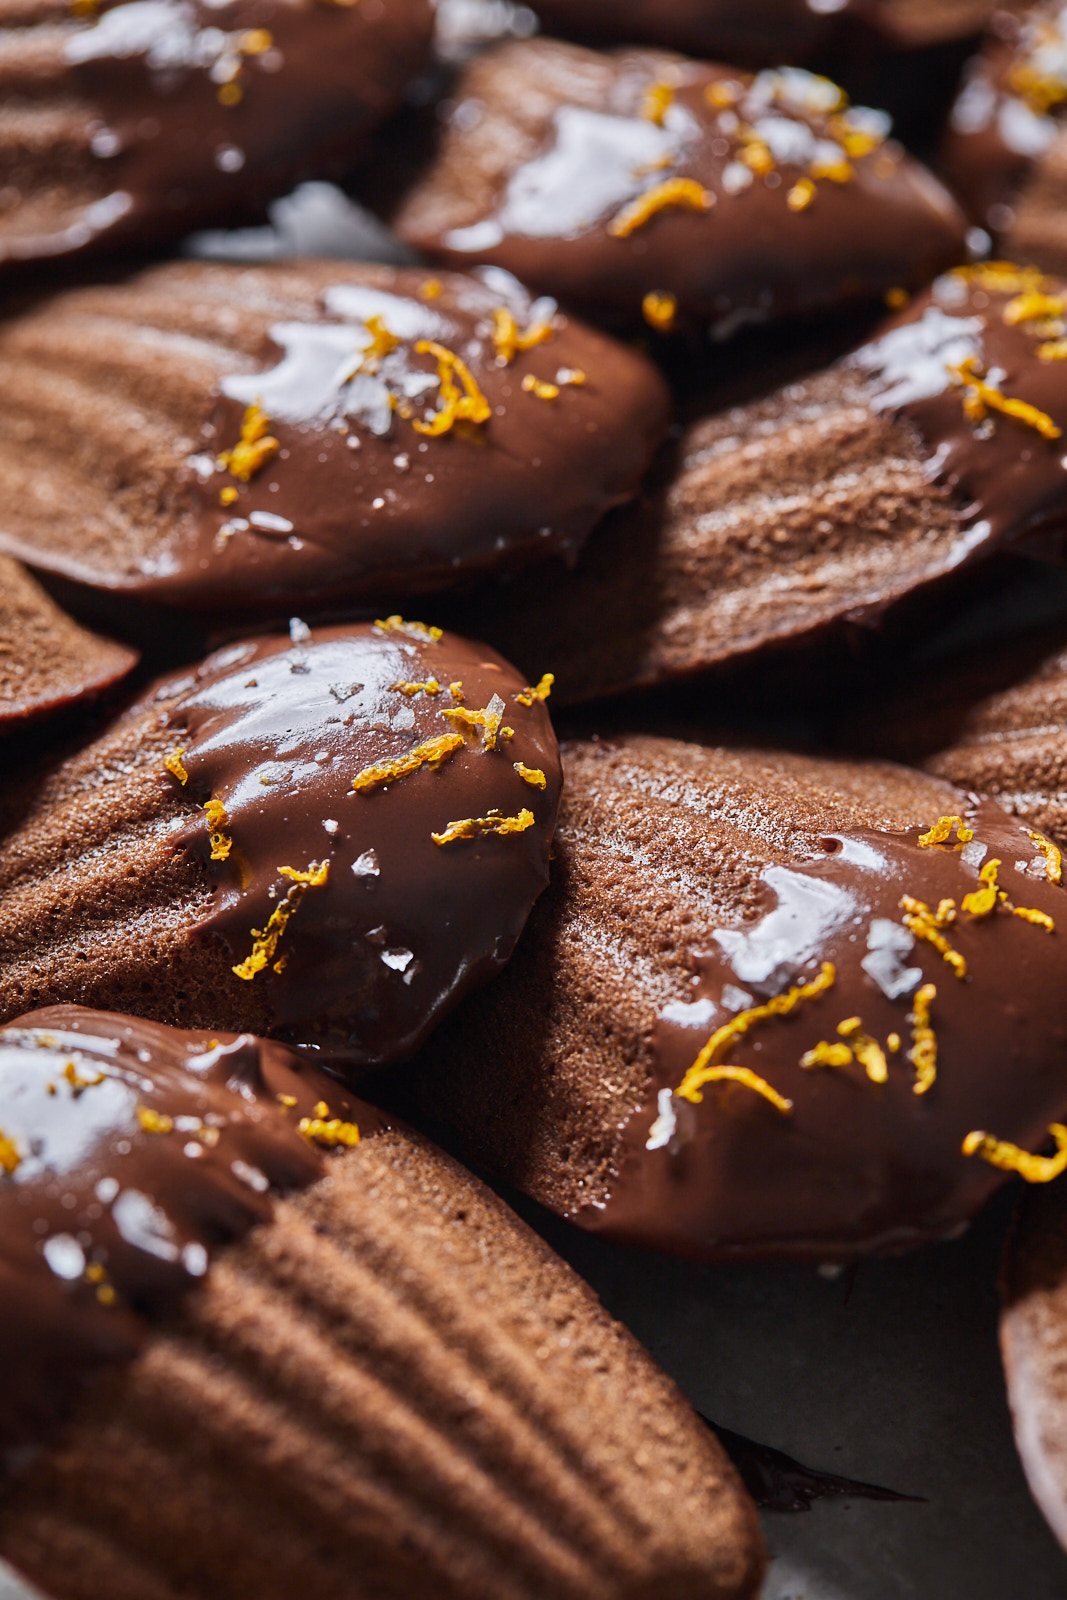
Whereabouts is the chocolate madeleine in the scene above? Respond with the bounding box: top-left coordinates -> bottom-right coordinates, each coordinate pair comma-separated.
399,735 -> 1067,1261
393,42 -> 966,333
0,0 -> 432,271
943,2 -> 1067,269
999,1174 -> 1067,1555
915,630 -> 1067,852
446,263 -> 1067,703
0,620 -> 561,1066
0,1006 -> 765,1600
0,556 -> 136,727
0,260 -> 669,614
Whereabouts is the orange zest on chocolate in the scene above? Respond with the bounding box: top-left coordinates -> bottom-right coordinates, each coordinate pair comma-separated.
492,307 -> 554,366
442,694 -> 506,750
608,178 -> 713,238
0,1130 -> 20,1175
837,1017 -> 888,1083
946,356 -> 1062,442
522,374 -> 560,401
217,402 -> 280,481
642,291 -> 678,332
961,858 -> 1001,919
678,1065 -> 793,1115
787,178 -> 816,212
514,762 -> 546,788
374,615 -> 443,643
801,1039 -> 854,1070
675,963 -> 835,1107
232,860 -> 329,981
516,673 -> 554,707
391,679 -> 442,698
63,1060 -> 105,1093
164,747 -> 189,786
1029,831 -> 1063,885
900,895 -> 966,979
908,983 -> 937,1095
412,341 -> 491,437
203,798 -> 233,862
136,1106 -> 175,1135
431,808 -> 535,845
640,80 -> 675,126
918,815 -> 974,849
963,1123 -> 1067,1182
1013,905 -> 1056,931
351,733 -> 465,793
298,1113 -> 361,1148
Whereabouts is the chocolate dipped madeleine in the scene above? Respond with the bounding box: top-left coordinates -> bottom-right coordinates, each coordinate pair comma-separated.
0,260 -> 668,614
0,556 -> 136,727
445,262 -> 1067,703
0,1006 -> 765,1600
0,0 -> 432,271
519,0 -> 837,68
399,736 -> 1067,1262
0,620 -> 561,1065
944,2 -> 1067,269
393,43 -> 967,333
999,1173 -> 1067,1555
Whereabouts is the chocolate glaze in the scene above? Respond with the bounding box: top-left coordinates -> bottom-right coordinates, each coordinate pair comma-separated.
394,44 -> 967,332
942,5 -> 1065,232
707,1422 -> 921,1512
848,266 -> 1067,553
0,0 -> 433,268
582,801 -> 1067,1260
523,0 -> 837,68
151,620 -> 561,1064
0,261 -> 669,612
0,1004 -> 381,1468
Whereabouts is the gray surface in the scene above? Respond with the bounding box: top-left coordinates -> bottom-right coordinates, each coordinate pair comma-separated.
3,1191 -> 1065,1600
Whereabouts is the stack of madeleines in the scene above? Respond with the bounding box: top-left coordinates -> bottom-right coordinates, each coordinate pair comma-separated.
4,0 -> 1067,1593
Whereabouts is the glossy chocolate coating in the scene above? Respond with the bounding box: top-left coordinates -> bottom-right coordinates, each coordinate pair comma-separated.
586,801 -> 1067,1260
0,1005 -> 377,1466
523,0 -> 836,67
153,620 -> 561,1063
848,267 -> 1067,552
0,261 -> 669,613
394,43 -> 967,332
942,5 -> 1065,231
0,0 -> 433,269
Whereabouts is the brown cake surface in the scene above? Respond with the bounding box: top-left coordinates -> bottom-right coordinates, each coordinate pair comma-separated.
446,264 -> 1067,703
0,259 -> 668,613
522,0 -> 836,66
393,41 -> 966,332
0,620 -> 561,1067
1000,1174 -> 1067,1556
0,555 -> 136,726
0,0 -> 432,269
0,1006 -> 764,1600
400,735 -> 1067,1261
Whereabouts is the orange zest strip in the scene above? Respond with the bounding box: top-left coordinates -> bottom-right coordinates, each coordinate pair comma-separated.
164,748 -> 189,786
514,762 -> 546,788
298,1114 -> 361,1148
492,308 -> 554,366
961,858 -> 1001,919
431,809 -> 535,846
203,798 -> 232,862
608,178 -> 713,238
787,178 -> 816,212
640,80 -> 675,126
642,291 -> 678,332
516,673 -> 554,707
947,356 -> 1062,441
0,1130 -> 20,1175
412,341 -> 491,437
837,1016 -> 887,1083
801,1040 -> 853,1070
136,1107 -> 174,1135
900,896 -> 966,980
918,815 -> 973,848
1013,905 -> 1056,931
678,1065 -> 793,1115
351,733 -> 465,793
522,374 -> 560,401
675,963 -> 835,1106
1029,831 -> 1063,885
963,1123 -> 1067,1183
232,861 -> 329,981
374,615 -> 443,643
907,983 -> 937,1095
217,402 -> 280,481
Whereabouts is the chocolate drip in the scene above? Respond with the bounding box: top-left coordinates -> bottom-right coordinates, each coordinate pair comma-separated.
584,801 -> 1067,1259
850,266 -> 1067,553
0,0 -> 433,268
153,621 -> 561,1064
0,1005 -> 378,1468
395,44 -> 967,331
